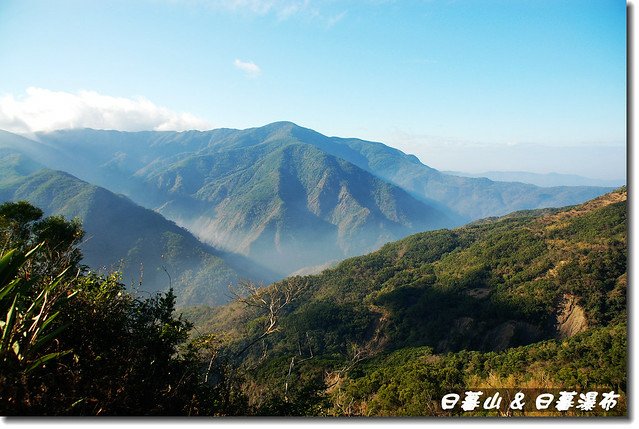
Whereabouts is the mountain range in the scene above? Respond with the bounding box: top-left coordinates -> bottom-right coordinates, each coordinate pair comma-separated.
0,150 -> 276,305
189,187 -> 627,353
183,187 -> 626,415
445,170 -> 625,188
0,123 -> 615,303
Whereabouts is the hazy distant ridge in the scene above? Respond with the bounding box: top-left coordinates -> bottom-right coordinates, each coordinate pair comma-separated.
0,123 -> 613,282
445,170 -> 625,188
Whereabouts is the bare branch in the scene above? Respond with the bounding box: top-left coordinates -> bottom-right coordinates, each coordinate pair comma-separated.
230,277 -> 309,358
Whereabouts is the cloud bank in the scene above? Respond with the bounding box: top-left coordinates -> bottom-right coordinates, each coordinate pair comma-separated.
0,87 -> 212,133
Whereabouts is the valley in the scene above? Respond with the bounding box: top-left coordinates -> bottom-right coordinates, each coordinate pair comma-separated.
0,123 -> 614,297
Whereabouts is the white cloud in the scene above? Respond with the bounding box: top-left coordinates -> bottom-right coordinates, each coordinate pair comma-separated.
233,59 -> 262,77
0,87 -> 211,133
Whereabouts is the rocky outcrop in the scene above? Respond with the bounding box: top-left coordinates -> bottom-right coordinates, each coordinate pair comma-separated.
556,294 -> 588,339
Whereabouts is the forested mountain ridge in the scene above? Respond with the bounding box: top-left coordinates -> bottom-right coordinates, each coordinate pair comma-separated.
1,123 -> 612,276
144,140 -> 453,274
182,188 -> 626,415
0,167 -> 275,305
2,126 -> 455,274
22,122 -> 612,221
277,123 -> 615,219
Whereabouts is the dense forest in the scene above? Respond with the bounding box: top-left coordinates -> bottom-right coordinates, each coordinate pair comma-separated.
182,188 -> 628,416
0,188 -> 627,415
1,124 -> 611,278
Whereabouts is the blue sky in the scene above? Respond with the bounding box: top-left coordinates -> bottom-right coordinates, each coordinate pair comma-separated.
0,0 -> 626,179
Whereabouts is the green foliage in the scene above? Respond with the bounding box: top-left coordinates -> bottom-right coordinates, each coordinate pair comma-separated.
333,323 -> 626,416
232,195 -> 626,361
283,300 -> 375,355
554,202 -> 626,242
44,274 -> 200,415
0,245 -> 75,378
0,201 -> 248,415
194,190 -> 626,416
249,356 -> 330,416
0,201 -> 43,242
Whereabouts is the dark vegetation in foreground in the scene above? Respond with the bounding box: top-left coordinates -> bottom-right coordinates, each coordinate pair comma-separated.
0,201 -> 244,415
0,189 -> 627,415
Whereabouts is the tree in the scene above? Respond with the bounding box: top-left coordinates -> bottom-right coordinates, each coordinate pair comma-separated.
0,201 -> 242,415
230,277 -> 309,358
0,201 -> 43,246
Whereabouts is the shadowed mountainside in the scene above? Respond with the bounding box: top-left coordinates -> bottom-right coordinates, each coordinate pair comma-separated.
188,187 -> 626,359
0,165 -> 277,305
0,124 -> 612,275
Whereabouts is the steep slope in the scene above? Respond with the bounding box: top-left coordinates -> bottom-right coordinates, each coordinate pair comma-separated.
143,142 -> 452,274
189,187 -> 626,363
0,168 -> 274,305
270,123 -> 615,219
183,188 -> 626,414
2,127 -> 454,274
0,124 -> 613,273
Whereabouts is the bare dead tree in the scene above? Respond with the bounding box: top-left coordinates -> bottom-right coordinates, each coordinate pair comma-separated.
229,277 -> 308,358
284,356 -> 296,399
340,343 -> 372,374
324,343 -> 373,393
284,332 -> 317,398
332,390 -> 356,416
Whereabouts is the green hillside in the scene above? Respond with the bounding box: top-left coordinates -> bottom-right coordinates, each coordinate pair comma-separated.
276,122 -> 615,219
0,168 -> 273,305
1,124 -> 611,275
185,188 -> 626,415
321,322 -> 626,416
3,127 -> 454,275
23,123 -> 612,222
142,140 -> 452,274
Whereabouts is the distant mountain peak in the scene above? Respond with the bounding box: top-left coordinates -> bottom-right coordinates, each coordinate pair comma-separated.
263,120 -> 300,129
0,125 -> 613,281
